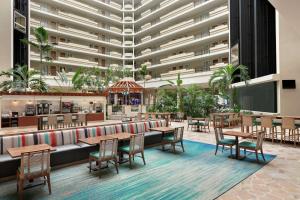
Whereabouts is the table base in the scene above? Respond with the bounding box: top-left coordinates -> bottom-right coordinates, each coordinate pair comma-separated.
228,155 -> 246,160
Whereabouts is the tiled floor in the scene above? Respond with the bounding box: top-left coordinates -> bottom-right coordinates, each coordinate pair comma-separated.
172,121 -> 300,200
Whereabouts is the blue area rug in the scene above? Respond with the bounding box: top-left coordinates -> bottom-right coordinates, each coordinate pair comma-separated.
0,140 -> 275,200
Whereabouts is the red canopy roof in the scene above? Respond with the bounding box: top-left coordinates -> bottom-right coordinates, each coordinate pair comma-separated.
106,78 -> 143,94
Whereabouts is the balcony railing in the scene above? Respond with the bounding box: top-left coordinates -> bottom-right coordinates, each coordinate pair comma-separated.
160,19 -> 194,35
160,68 -> 195,78
209,5 -> 228,17
58,42 -> 98,53
209,43 -> 228,53
160,52 -> 195,63
57,11 -> 98,26
160,3 -> 194,21
210,62 -> 227,71
64,0 -> 98,13
210,24 -> 228,35
160,36 -> 194,49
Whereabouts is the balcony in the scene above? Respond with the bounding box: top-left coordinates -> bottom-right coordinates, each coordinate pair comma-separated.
209,43 -> 228,53
124,16 -> 133,22
210,24 -> 228,35
141,23 -> 151,30
210,62 -> 227,71
57,56 -> 98,66
140,9 -> 151,18
160,36 -> 194,49
209,5 -> 228,17
160,0 -> 173,7
110,14 -> 122,21
110,51 -> 122,58
142,61 -> 152,67
110,26 -> 122,33
110,39 -> 122,45
124,41 -> 133,46
160,19 -> 194,35
124,53 -> 133,58
160,3 -> 194,21
124,28 -> 133,34
57,11 -> 98,26
110,2 -> 122,9
64,0 -> 98,13
30,1 -> 41,9
160,52 -> 195,64
141,48 -> 152,55
161,68 -> 196,78
141,36 -> 152,43
57,26 -> 98,40
124,4 -> 133,10
58,42 -> 98,53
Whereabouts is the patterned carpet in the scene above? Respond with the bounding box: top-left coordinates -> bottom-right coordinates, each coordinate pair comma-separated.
0,140 -> 275,200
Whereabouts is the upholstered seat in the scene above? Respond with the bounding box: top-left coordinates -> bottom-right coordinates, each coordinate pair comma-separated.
239,141 -> 256,149
144,131 -> 161,137
0,154 -> 16,162
55,144 -> 81,152
219,138 -> 236,145
162,136 -> 173,142
89,151 -> 113,159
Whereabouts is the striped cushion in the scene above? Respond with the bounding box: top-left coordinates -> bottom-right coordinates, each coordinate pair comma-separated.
62,130 -> 77,145
136,122 -> 146,133
37,131 -> 63,147
104,126 -> 116,135
86,126 -> 105,137
160,120 -> 167,127
114,124 -> 123,133
143,122 -> 150,132
1,134 -> 35,154
149,121 -> 161,128
72,128 -> 86,142
122,123 -> 138,134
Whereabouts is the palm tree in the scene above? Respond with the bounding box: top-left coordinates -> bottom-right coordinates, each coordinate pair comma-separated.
138,64 -> 149,112
21,26 -> 54,76
209,64 -> 249,107
72,67 -> 103,92
167,73 -> 184,112
0,65 -> 48,92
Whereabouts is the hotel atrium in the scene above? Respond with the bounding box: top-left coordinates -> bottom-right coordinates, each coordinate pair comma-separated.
0,0 -> 299,199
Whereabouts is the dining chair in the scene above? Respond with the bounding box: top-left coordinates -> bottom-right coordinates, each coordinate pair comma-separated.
64,113 -> 73,128
47,115 -> 57,130
261,116 -> 277,143
241,115 -> 255,134
162,127 -> 185,152
198,118 -> 210,132
77,113 -> 86,126
187,116 -> 197,130
89,138 -> 119,177
57,115 -> 64,128
17,149 -> 51,199
224,114 -> 235,128
119,133 -> 146,168
214,127 -> 236,155
281,117 -> 299,146
144,113 -> 149,120
238,131 -> 266,162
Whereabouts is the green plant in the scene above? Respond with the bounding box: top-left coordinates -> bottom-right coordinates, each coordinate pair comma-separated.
138,64 -> 148,111
155,89 -> 177,113
21,26 -> 54,76
209,64 -> 249,108
72,67 -> 103,92
166,73 -> 184,112
0,64 -> 48,92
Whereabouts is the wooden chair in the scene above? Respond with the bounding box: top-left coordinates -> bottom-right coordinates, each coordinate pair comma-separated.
77,113 -> 86,126
214,127 -> 236,155
187,116 -> 197,130
144,113 -> 149,120
233,113 -> 240,126
17,149 -> 51,199
224,114 -> 235,128
64,113 -> 73,128
281,117 -> 299,146
151,114 -> 156,119
261,116 -> 277,143
198,118 -> 210,132
241,115 -> 257,134
47,115 -> 57,130
119,134 -> 146,168
239,131 -> 266,162
162,127 -> 185,152
89,138 -> 119,177
41,116 -> 49,130
57,115 -> 64,128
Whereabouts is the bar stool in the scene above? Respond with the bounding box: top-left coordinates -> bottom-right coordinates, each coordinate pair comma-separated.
77,113 -> 86,126
241,115 -> 255,133
47,115 -> 57,130
57,115 -> 64,128
281,117 -> 299,147
261,116 -> 277,143
64,113 -> 73,128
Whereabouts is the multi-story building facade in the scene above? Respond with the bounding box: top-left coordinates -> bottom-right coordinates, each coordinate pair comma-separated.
26,0 -> 229,87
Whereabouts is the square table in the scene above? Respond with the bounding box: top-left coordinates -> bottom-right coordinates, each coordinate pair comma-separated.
223,131 -> 253,159
7,144 -> 55,158
149,127 -> 174,134
192,118 -> 207,132
78,132 -> 132,145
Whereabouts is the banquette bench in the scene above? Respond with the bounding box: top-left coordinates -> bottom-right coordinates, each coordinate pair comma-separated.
0,119 -> 167,179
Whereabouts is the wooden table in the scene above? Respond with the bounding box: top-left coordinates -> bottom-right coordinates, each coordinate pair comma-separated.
223,131 -> 253,159
192,118 -> 206,132
149,127 -> 174,134
78,132 -> 132,145
7,144 -> 55,158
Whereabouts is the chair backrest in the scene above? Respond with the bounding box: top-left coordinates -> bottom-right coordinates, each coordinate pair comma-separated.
144,113 -> 149,120
98,138 -> 118,160
77,113 -> 86,123
261,116 -> 273,128
47,115 -> 57,126
242,115 -> 253,126
256,131 -> 265,150
174,127 -> 184,142
214,127 -> 224,144
187,116 -> 192,123
129,133 -> 145,154
19,149 -> 51,179
151,114 -> 156,119
137,113 -> 142,121
281,117 -> 295,129
64,113 -> 72,124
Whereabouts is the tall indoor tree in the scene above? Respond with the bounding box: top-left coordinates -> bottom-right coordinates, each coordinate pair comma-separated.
209,64 -> 249,108
21,26 -> 54,76
167,73 -> 184,112
138,64 -> 150,112
0,64 -> 48,92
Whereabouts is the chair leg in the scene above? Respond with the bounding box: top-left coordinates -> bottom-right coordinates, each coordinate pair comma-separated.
98,162 -> 102,178
89,158 -> 92,173
222,145 -> 224,152
255,150 -> 259,162
244,148 -> 246,155
215,145 -> 219,155
180,140 -> 185,152
18,179 -> 24,200
230,146 -> 232,155
141,151 -> 146,165
128,154 -> 132,169
261,149 -> 266,161
172,143 -> 176,152
114,158 -> 119,174
46,174 -> 51,195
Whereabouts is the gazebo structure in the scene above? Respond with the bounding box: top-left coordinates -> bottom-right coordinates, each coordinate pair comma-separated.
105,78 -> 145,118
